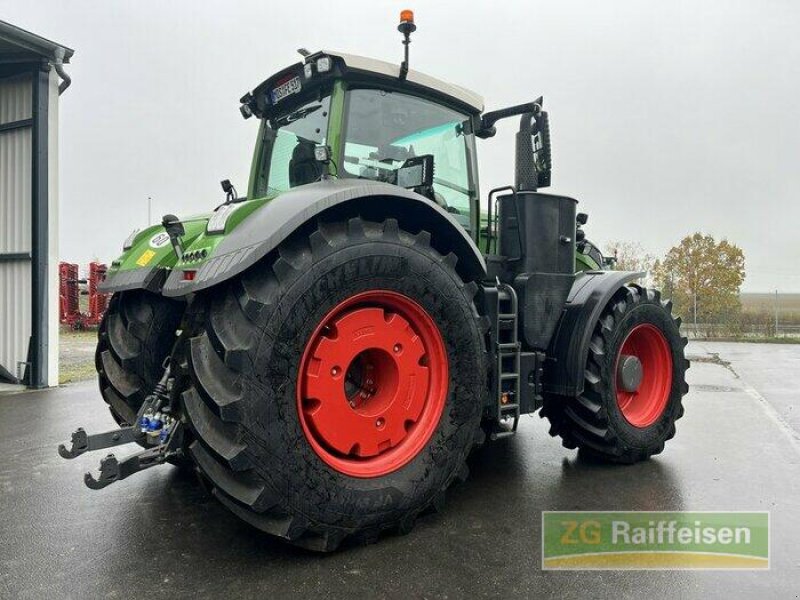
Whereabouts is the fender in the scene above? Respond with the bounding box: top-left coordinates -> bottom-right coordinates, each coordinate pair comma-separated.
98,220 -> 208,295
543,270 -> 644,397
162,178 -> 486,297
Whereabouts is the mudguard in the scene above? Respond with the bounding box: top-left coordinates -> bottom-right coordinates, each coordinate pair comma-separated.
162,178 -> 486,297
543,270 -> 644,397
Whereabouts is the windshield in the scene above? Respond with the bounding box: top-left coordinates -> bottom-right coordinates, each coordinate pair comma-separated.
342,88 -> 475,218
252,94 -> 331,197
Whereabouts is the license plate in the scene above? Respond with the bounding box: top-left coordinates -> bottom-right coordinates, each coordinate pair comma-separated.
271,76 -> 301,104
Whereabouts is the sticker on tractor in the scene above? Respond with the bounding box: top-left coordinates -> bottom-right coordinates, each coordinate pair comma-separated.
136,249 -> 157,267
271,75 -> 301,104
149,232 -> 171,249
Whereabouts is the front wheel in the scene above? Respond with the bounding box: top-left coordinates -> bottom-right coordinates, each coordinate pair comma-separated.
181,217 -> 486,550
542,284 -> 689,463
96,290 -> 184,425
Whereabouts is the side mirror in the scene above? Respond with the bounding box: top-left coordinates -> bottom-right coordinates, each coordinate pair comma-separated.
514,110 -> 552,191
532,111 -> 551,188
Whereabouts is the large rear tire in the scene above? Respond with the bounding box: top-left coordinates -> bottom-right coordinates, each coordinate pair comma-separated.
180,217 -> 486,551
95,290 -> 184,425
541,284 -> 688,463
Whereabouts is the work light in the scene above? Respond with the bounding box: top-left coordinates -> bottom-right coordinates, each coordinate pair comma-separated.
314,144 -> 331,163
316,56 -> 332,73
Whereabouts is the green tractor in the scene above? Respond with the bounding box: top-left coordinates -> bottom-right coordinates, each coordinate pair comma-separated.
59,12 -> 687,551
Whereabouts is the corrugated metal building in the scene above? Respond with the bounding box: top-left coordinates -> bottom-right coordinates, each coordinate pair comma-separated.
0,21 -> 72,387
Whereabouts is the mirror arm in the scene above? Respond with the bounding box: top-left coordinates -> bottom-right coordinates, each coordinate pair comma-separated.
477,97 -> 543,138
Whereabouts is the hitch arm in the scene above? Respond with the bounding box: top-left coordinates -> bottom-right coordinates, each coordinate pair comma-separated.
58,426 -> 139,459
83,421 -> 184,490
84,447 -> 163,490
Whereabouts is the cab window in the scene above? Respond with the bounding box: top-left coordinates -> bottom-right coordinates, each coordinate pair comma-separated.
253,95 -> 331,197
342,88 -> 475,222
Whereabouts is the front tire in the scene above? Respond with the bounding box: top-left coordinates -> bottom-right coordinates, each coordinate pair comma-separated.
542,284 -> 688,463
181,217 -> 486,551
95,290 -> 184,425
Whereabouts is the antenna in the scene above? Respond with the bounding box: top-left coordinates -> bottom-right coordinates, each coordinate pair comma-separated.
397,10 -> 416,80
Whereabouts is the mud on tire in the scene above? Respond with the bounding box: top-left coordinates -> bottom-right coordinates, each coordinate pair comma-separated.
541,284 -> 689,464
95,290 -> 184,425
180,217 -> 486,551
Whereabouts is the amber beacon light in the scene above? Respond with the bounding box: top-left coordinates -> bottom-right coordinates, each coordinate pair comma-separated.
400,9 -> 415,27
398,9 -> 416,79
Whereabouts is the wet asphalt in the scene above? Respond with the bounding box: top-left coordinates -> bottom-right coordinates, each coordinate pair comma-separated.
1,341 -> 799,599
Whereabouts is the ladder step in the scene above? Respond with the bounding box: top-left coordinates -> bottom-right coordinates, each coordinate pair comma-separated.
497,342 -> 519,351
493,282 -> 521,437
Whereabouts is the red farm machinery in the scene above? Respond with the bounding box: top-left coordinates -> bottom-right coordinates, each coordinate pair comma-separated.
59,262 -> 109,329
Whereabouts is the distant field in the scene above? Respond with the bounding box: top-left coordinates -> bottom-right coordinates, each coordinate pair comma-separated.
741,293 -> 800,314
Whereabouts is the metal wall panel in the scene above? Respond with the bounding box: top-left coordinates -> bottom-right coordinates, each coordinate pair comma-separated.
0,73 -> 31,125
0,72 -> 33,381
0,127 -> 32,253
0,261 -> 31,380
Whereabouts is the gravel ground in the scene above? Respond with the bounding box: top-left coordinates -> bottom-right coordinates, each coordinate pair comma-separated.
58,328 -> 98,384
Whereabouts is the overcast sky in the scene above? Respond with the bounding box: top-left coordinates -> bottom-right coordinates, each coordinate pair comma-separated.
4,0 -> 799,292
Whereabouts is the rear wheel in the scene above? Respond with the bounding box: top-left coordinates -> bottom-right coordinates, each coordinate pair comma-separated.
95,290 -> 184,425
181,217 -> 486,551
542,285 -> 688,463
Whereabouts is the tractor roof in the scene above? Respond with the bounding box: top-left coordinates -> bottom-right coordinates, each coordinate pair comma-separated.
242,49 -> 484,119
320,50 -> 484,113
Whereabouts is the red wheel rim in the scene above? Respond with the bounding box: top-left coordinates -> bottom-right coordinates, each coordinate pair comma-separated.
615,323 -> 673,428
297,290 -> 449,478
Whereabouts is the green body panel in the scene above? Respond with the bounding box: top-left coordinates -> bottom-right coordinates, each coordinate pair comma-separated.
575,250 -> 601,272
106,196 -> 273,281
246,121 -> 266,200
106,220 -> 207,277
327,80 -> 347,173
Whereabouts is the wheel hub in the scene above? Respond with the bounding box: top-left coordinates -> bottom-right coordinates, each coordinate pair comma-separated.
617,354 -> 643,393
297,290 -> 448,478
615,323 -> 673,428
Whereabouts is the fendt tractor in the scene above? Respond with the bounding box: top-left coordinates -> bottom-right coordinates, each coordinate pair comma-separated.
59,12 -> 688,551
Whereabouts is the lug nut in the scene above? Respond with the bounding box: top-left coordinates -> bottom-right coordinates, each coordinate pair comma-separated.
376,417 -> 385,429
393,343 -> 402,353
331,366 -> 340,376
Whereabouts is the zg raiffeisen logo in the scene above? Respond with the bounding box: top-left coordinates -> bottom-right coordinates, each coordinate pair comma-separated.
542,511 -> 769,569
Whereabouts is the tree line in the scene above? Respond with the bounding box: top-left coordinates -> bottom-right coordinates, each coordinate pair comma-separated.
606,234 -> 794,339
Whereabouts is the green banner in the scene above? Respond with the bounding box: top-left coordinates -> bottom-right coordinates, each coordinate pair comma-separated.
542,511 -> 769,569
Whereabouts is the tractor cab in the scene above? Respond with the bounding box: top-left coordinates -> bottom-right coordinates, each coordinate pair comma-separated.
240,48 -> 485,234
239,20 -> 554,253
